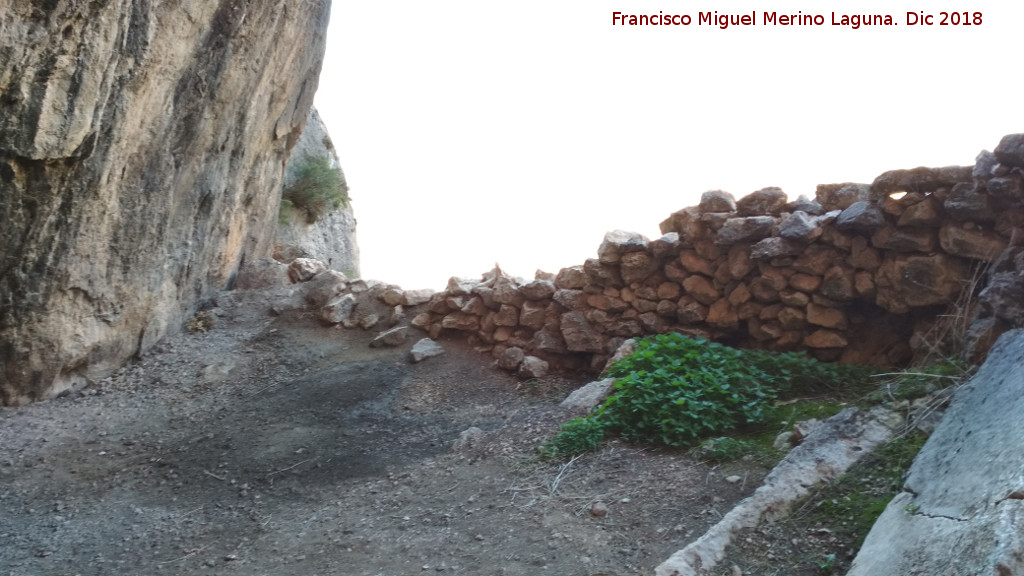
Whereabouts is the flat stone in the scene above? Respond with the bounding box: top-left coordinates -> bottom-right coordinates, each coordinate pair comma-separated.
736,187 -> 787,216
835,201 -> 886,233
871,226 -> 938,253
751,237 -> 804,260
401,288 -> 436,306
409,338 -> 445,363
806,303 -> 847,330
561,378 -> 615,413
871,165 -> 973,198
816,183 -> 870,211
715,216 -> 776,245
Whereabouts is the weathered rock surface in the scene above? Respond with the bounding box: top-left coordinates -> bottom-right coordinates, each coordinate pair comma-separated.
848,329 -> 1024,576
656,407 -> 902,576
0,0 -> 330,404
320,293 -> 357,325
517,356 -> 549,379
560,378 -> 615,413
275,107 -> 360,277
235,258 -> 290,291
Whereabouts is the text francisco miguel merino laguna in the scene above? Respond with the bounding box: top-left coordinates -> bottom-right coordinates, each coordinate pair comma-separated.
612,11 -> 984,29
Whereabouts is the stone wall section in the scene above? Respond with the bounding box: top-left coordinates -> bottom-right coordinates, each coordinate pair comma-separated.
414,134 -> 1024,373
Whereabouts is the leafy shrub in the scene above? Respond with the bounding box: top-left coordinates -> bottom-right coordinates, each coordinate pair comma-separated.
281,154 -> 348,224
538,416 -> 605,459
542,333 -> 874,458
689,436 -> 762,463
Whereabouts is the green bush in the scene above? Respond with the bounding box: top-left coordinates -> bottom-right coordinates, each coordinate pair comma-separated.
281,154 -> 348,224
542,333 -> 874,458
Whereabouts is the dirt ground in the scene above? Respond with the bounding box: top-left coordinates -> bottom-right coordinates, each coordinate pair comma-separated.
1,288 -> 786,576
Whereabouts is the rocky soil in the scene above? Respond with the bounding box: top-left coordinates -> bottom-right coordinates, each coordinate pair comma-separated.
2,279 -> 939,576
0,287 -> 785,576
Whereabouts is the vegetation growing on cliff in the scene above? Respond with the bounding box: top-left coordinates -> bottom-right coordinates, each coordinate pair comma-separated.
280,153 -> 349,224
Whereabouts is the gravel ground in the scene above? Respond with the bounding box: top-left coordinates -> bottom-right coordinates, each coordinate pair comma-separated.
1,287 -> 781,576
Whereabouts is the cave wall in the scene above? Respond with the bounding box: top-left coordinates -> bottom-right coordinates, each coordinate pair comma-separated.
0,0 -> 331,404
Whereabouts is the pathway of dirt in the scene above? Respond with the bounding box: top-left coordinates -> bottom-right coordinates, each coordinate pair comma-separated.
1,288 -> 772,576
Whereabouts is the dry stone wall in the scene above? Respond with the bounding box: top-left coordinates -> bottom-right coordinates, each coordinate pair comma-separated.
415,134 -> 1024,373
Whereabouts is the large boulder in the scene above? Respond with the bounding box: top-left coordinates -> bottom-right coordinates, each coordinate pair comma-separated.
994,133 -> 1024,167
875,254 -> 969,313
0,1 -> 329,405
848,330 -> 1024,576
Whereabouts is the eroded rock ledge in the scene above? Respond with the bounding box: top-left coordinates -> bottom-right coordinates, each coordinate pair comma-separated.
847,328 -> 1024,576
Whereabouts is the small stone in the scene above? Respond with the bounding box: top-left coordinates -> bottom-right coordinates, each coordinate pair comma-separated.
287,257 -> 326,283
517,356 -> 549,379
816,183 -> 870,211
561,379 -> 615,413
597,230 -> 649,264
725,475 -> 742,484
773,431 -> 794,450
452,427 -> 483,451
402,288 -> 435,306
835,201 -> 885,233
590,502 -> 609,517
699,190 -> 737,214
716,216 -> 776,245
320,293 -> 356,324
409,338 -> 445,363
497,347 -> 525,371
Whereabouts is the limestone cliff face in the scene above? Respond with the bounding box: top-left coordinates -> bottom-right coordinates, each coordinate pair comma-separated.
0,1 -> 331,404
276,107 -> 360,277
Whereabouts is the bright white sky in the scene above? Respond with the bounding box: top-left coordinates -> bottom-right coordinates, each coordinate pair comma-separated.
315,1 -> 1022,290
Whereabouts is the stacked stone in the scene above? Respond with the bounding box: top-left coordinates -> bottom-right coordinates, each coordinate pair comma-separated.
411,135 -> 1024,372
